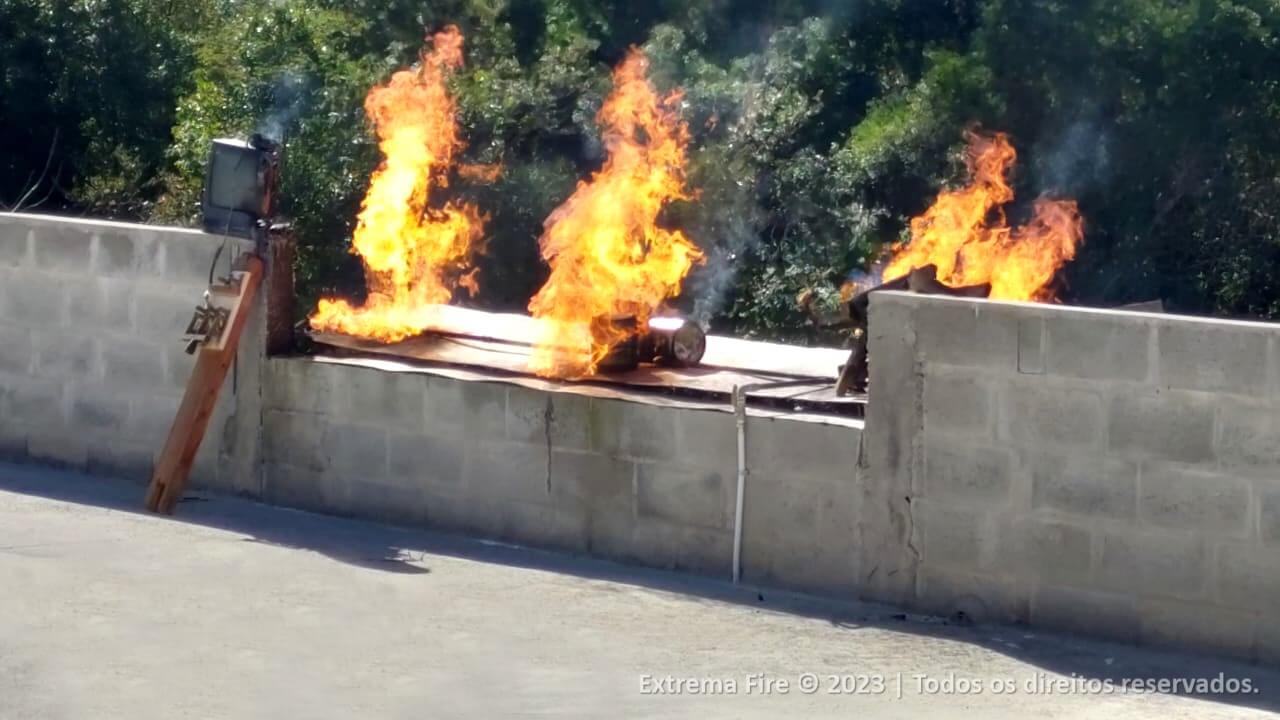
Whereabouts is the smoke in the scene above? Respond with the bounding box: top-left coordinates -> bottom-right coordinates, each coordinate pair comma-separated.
256,72 -> 310,143
687,179 -> 763,325
1035,113 -> 1112,198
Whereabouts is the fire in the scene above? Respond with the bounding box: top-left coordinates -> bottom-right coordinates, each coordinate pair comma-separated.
884,130 -> 1083,301
310,26 -> 484,343
526,49 -> 702,377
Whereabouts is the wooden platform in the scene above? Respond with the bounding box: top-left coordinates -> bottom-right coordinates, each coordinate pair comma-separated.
310,306 -> 865,416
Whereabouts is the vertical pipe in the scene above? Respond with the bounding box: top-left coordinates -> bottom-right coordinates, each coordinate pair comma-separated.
732,386 -> 748,585
730,379 -> 832,585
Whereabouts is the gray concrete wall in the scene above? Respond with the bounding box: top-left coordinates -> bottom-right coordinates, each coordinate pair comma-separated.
864,291 -> 1280,663
11,213 -> 1275,663
260,357 -> 863,592
0,213 -> 863,597
0,213 -> 263,495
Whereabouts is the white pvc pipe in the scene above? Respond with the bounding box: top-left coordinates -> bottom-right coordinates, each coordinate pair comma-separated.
732,386 -> 748,585
730,379 -> 833,585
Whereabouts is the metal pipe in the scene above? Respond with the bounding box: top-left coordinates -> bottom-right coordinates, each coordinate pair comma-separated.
730,379 -> 834,584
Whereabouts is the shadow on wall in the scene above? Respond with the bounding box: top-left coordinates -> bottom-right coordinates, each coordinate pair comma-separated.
0,462 -> 1278,713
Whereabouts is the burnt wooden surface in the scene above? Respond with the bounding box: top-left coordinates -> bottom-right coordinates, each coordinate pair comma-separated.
310,315 -> 866,415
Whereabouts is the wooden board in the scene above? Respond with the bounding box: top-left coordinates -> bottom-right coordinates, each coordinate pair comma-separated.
323,304 -> 851,380
145,254 -> 263,515
311,308 -> 866,415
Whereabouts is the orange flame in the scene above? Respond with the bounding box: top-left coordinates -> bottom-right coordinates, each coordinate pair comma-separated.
527,49 -> 702,377
884,130 -> 1083,301
310,26 -> 484,342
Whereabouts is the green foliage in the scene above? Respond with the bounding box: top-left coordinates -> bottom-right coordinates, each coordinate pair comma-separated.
4,0 -> 1280,334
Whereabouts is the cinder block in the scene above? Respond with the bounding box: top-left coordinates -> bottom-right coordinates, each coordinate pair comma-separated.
1108,391 -> 1215,463
1216,399 -> 1280,470
742,471 -> 860,593
1138,597 -> 1258,661
1216,542 -> 1280,611
427,379 -> 504,440
67,276 -> 133,331
589,398 -> 678,460
0,420 -> 26,461
1157,321 -> 1270,395
506,385 -> 550,445
32,223 -> 93,273
344,477 -> 429,527
923,370 -> 994,438
743,469 -> 821,545
4,377 -> 65,427
482,499 -> 587,555
635,462 -> 730,530
630,516 -> 732,575
744,415 -> 860,481
345,368 -> 427,430
127,394 -> 181,446
1000,380 -> 1105,449
548,392 -> 592,451
915,500 -> 993,571
31,332 -> 93,379
549,448 -> 634,514
70,384 -> 131,432
0,325 -> 32,375
388,430 -> 464,490
1262,490 -> 1280,546
996,516 -> 1093,585
1258,620 -> 1280,666
95,228 -> 162,277
464,440 -> 553,505
263,461 -> 347,515
160,233 -> 227,283
1,270 -> 66,326
1030,454 -> 1137,520
923,435 -> 1012,506
0,228 -> 31,267
28,431 -> 87,469
320,420 -> 388,480
99,337 -> 167,391
813,474 -> 861,573
134,289 -> 197,339
1096,530 -> 1207,599
913,297 -> 1019,371
262,409 -> 326,471
1139,463 -> 1250,536
1017,315 -> 1045,375
1032,585 -> 1140,643
87,441 -> 154,481
674,408 -> 736,463
263,359 -> 345,415
1044,312 -> 1152,381
916,567 -> 1027,624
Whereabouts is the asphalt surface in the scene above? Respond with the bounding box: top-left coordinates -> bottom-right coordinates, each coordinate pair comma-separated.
1,462 -> 1276,719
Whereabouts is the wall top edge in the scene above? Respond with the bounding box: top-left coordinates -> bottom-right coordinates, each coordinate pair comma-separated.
295,355 -> 865,430
871,289 -> 1280,334
0,211 -> 208,238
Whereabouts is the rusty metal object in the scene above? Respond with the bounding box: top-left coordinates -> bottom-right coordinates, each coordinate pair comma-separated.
638,317 -> 707,367
835,264 -> 992,396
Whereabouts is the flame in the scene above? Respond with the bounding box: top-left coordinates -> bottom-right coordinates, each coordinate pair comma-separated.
526,49 -> 702,377
310,26 -> 484,343
884,130 -> 1083,301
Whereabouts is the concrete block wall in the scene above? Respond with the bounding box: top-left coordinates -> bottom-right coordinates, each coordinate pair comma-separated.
0,213 -> 865,600
865,291 -> 1280,663
0,213 -> 262,494
261,358 -> 864,594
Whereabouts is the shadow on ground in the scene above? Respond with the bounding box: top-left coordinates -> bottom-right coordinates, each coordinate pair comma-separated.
2,460 -> 1277,714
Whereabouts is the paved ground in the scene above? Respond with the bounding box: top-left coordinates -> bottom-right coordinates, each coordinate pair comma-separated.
1,463 -> 1277,719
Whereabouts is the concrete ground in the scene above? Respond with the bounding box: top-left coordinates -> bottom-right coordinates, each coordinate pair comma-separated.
1,464 -> 1276,720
